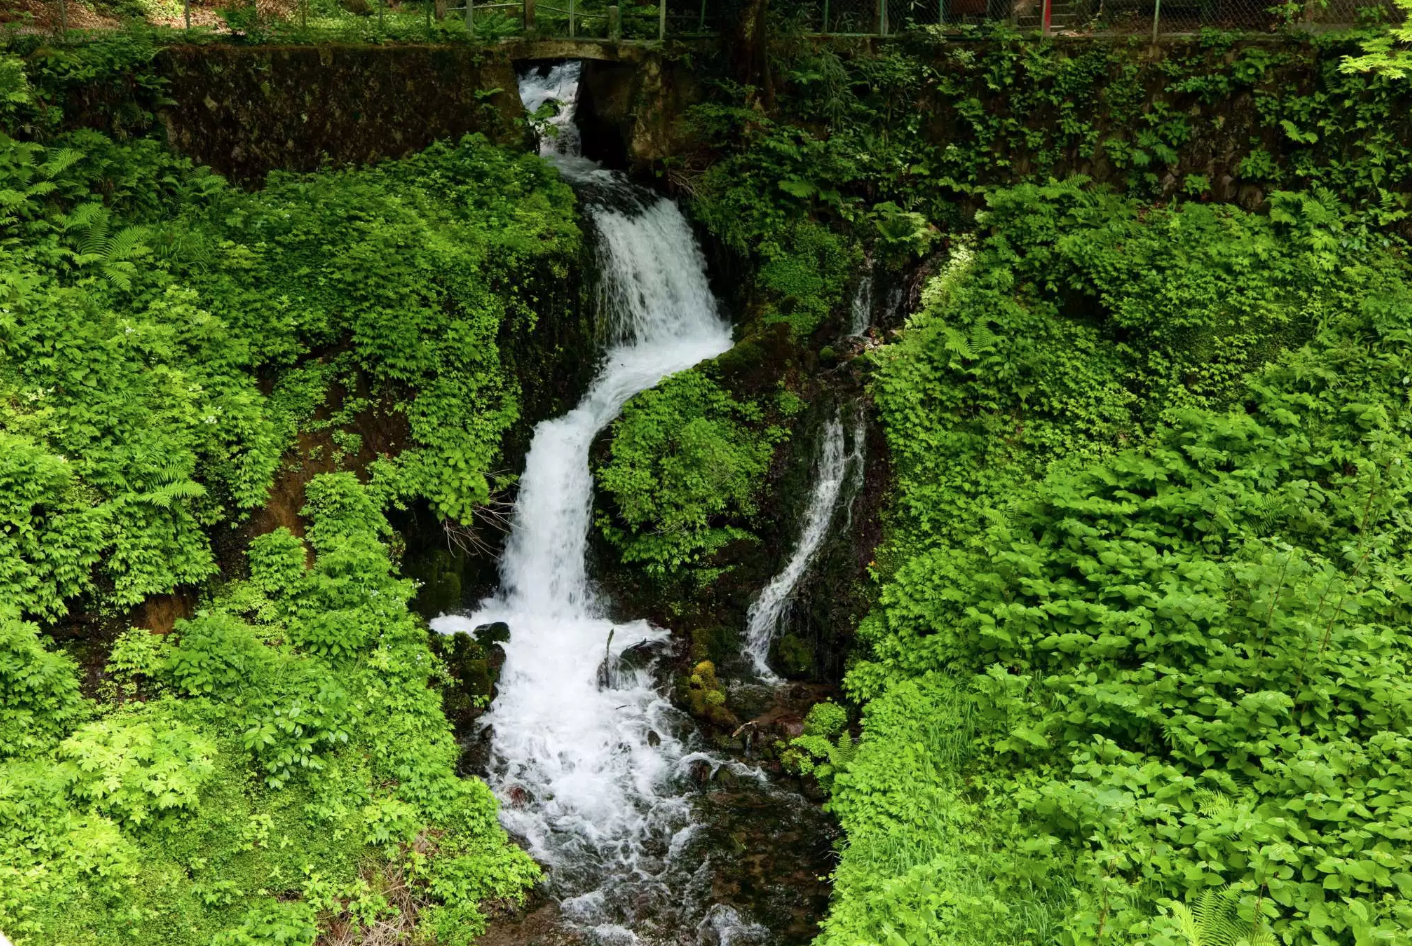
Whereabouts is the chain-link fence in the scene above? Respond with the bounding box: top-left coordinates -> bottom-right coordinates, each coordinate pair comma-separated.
22,0 -> 735,40
24,0 -> 1404,40
790,0 -> 1402,35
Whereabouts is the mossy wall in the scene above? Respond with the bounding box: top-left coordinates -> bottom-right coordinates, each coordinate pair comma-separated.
149,45 -> 527,181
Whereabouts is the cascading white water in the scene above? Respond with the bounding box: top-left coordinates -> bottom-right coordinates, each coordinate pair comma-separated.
743,410 -> 865,679
849,272 -> 874,336
521,59 -> 583,157
433,62 -> 742,939
885,285 -> 905,323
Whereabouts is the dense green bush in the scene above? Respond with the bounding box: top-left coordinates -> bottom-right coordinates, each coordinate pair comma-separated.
0,49 -> 571,943
820,183 -> 1412,946
0,473 -> 538,945
0,611 -> 88,758
597,368 -> 779,578
0,117 -> 576,625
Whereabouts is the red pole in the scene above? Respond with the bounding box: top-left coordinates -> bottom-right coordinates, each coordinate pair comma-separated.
1042,0 -> 1052,32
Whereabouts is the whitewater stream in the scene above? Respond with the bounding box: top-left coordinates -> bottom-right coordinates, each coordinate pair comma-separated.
743,410 -> 866,679
433,62 -> 837,945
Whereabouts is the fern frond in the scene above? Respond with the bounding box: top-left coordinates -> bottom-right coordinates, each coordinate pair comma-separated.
106,226 -> 150,262
41,147 -> 83,180
142,481 -> 207,508
62,201 -> 105,232
1172,902 -> 1201,946
103,262 -> 136,291
942,325 -> 975,360
970,319 -> 999,354
79,213 -> 112,260
1188,887 -> 1243,946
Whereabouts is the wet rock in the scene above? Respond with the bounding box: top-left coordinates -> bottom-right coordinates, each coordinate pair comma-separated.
458,723 -> 494,778
647,730 -> 661,747
775,632 -> 813,678
598,636 -> 661,689
683,660 -> 738,730
474,620 -> 511,646
428,628 -> 507,735
689,624 -> 741,665
773,714 -> 805,741
506,785 -> 534,808
688,759 -> 714,785
405,547 -> 463,620
617,640 -> 658,673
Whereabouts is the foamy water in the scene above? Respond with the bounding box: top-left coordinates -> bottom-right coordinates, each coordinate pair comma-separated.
434,62 -> 739,939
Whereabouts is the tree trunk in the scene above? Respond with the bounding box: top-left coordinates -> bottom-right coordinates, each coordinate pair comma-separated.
731,0 -> 774,111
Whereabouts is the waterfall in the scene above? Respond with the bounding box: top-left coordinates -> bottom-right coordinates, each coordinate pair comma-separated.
849,271 -> 874,336
743,408 -> 865,679
520,60 -> 583,157
432,62 -> 741,939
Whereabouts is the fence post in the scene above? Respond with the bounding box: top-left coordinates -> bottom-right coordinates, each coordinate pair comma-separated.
1043,0 -> 1051,32
466,0 -> 473,28
659,0 -> 666,39
57,0 -> 67,38
524,0 -> 535,32
877,0 -> 885,34
1150,0 -> 1161,40
938,0 -> 944,26
699,0 -> 706,31
608,3 -> 620,38
823,0 -> 830,31
568,0 -> 575,35
184,0 -> 191,30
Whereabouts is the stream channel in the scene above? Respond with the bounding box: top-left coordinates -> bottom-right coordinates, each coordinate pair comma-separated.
432,62 -> 850,946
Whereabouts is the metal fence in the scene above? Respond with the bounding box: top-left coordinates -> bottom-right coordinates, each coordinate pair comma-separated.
791,0 -> 1402,35
29,0 -> 1404,40
454,0 -> 722,38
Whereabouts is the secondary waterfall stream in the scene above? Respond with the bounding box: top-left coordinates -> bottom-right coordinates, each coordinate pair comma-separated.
743,410 -> 865,678
433,62 -> 790,943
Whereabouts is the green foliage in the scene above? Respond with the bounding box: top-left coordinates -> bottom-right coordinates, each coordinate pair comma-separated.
597,368 -> 778,577
828,184 -> 1412,945
209,900 -> 317,946
0,118 -> 576,625
0,610 -> 87,758
784,701 -> 856,789
0,474 -> 537,945
0,56 -> 561,942
1341,0 -> 1412,79
58,708 -> 217,827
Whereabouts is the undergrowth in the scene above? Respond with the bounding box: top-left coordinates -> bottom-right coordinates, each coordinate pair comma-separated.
675,27 -> 1412,946
0,49 -> 574,944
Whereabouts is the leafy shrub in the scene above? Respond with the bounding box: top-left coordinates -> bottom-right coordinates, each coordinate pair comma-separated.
2,474 -> 536,944
828,185 -> 1412,945
0,63 -> 555,935
0,610 -> 86,758
164,613 -> 277,700
597,369 -> 777,577
58,708 -> 217,826
210,899 -> 318,946
0,121 -> 578,628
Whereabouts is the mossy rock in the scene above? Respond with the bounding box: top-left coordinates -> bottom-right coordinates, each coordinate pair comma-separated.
775,632 -> 813,678
406,547 -> 463,620
428,627 -> 507,733
690,624 -> 741,665
683,659 -> 738,729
